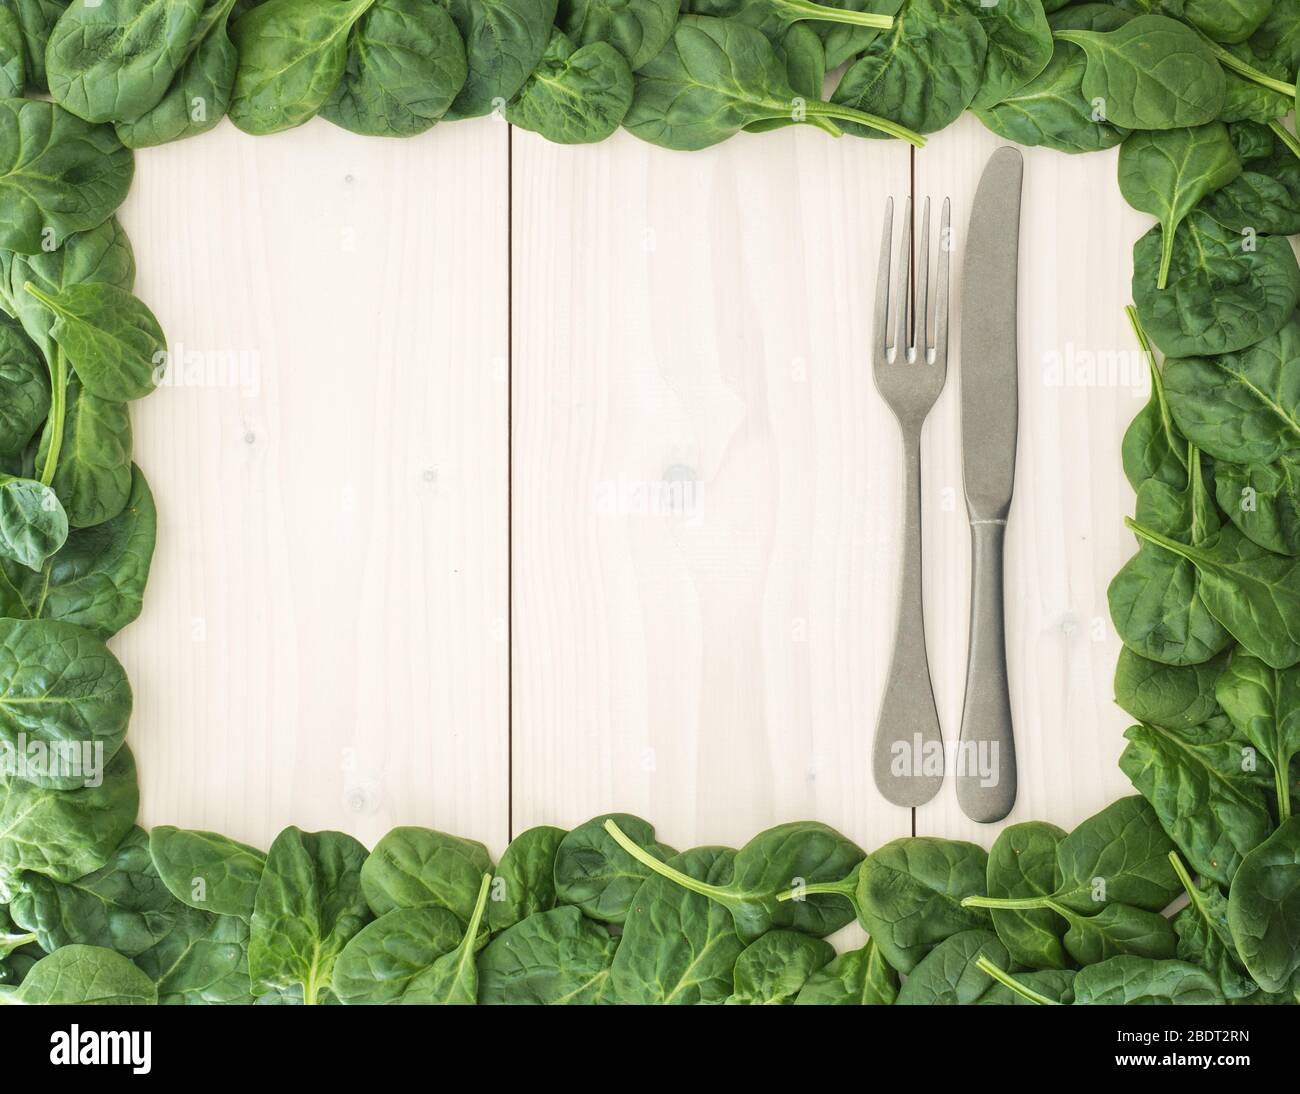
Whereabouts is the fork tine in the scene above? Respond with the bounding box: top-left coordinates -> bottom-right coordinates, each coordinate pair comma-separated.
896,197 -> 913,363
874,196 -> 894,360
931,197 -> 952,366
915,196 -> 931,362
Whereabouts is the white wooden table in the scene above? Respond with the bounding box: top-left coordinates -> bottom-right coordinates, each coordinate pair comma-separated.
112,113 -> 1150,858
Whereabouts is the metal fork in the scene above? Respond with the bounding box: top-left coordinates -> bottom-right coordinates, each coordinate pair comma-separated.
871,196 -> 951,807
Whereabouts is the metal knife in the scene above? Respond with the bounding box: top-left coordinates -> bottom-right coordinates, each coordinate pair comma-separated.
957,147 -> 1023,823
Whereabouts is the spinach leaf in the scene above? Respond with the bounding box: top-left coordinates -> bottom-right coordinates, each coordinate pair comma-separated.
10,827 -> 171,955
139,907 -> 254,1004
0,745 -> 137,901
0,5 -> 24,97
360,825 -> 493,921
1216,457 -> 1300,557
1203,168 -> 1300,235
1216,651 -> 1300,819
552,813 -> 674,924
1121,715 -> 1274,885
1127,519 -> 1300,670
115,0 -> 241,149
724,929 -> 833,1005
985,821 -> 1070,970
229,0 -> 377,135
831,0 -> 987,137
1118,125 -> 1241,289
975,966 -> 1076,1005
961,0 -> 1051,110
1114,646 -> 1226,731
792,938 -> 898,1005
5,0 -> 68,93
1164,314 -> 1300,467
606,817 -> 862,942
23,282 -> 165,404
557,0 -> 680,70
1055,14 -> 1225,130
744,22 -> 835,135
46,0 -> 207,124
818,0 -> 901,69
0,313 -> 48,461
10,824 -> 254,1002
896,929 -> 1008,1005
1228,815 -> 1300,993
149,826 -> 266,918
1166,0 -> 1271,44
825,837 -> 991,974
625,15 -> 924,149
2,216 -> 136,365
0,100 -> 134,255
0,474 -> 66,571
1133,210 -> 1300,359
247,827 -> 371,1004
478,905 -> 617,1004
1123,302 -> 1190,491
0,617 -> 131,789
320,0 -> 468,137
504,30 -> 633,143
1169,850 -> 1260,1000
37,376 -> 133,529
683,0 -> 895,45
332,905 -> 465,1003
974,5 -> 1133,154
984,819 -> 1178,966
487,823 -> 565,932
1228,118 -> 1275,160
965,796 -> 1180,915
0,942 -> 156,1003
1109,456 -> 1233,666
1072,955 -> 1224,1004
608,845 -> 744,1004
1247,0 -> 1300,73
1055,899 -> 1178,965
441,0 -> 559,120
398,873 -> 492,1003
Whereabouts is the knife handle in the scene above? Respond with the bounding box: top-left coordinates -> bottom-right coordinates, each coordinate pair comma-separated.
957,519 -> 1017,822
872,438 -> 943,807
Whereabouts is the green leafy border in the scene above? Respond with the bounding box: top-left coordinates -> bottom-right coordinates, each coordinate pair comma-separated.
0,0 -> 1298,1005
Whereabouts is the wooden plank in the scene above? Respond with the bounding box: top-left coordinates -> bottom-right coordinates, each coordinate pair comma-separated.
912,117 -> 1151,843
112,119 -> 511,852
510,126 -> 915,852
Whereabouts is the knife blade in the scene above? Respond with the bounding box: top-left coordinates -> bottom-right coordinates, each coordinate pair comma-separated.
957,146 -> 1023,823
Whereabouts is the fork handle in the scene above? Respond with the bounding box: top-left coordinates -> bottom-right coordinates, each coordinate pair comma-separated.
956,519 -> 1017,822
872,438 -> 943,807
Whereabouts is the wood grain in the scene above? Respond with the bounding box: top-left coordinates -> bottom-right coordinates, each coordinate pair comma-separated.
510,126 -> 915,853
109,112 -> 1150,857
912,117 -> 1150,843
113,118 -> 511,852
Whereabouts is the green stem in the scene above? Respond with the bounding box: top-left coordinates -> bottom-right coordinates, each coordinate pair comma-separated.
1125,307 -> 1183,475
455,873 -> 492,970
804,101 -> 926,148
775,877 -> 854,903
1269,119 -> 1300,165
1167,850 -> 1199,903
603,819 -> 725,903
1208,41 -> 1296,97
974,957 -> 1062,1006
783,0 -> 893,30
0,931 -> 37,955
1125,516 -> 1205,567
961,893 -> 1049,911
1156,223 -> 1175,290
38,346 -> 66,488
